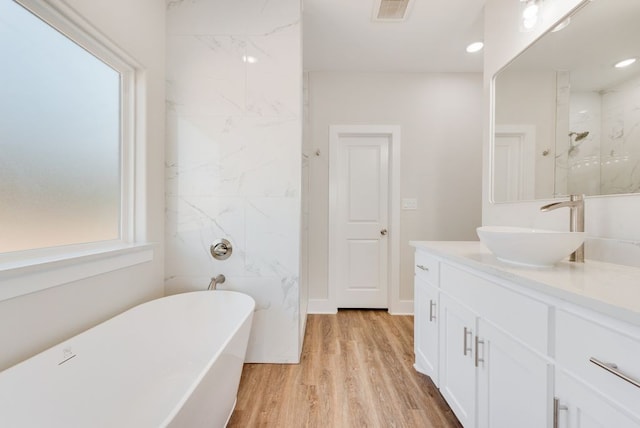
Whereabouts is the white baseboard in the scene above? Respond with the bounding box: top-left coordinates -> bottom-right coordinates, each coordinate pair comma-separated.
389,299 -> 414,315
308,299 -> 338,314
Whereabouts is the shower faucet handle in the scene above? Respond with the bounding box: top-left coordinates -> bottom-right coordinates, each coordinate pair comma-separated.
210,239 -> 233,260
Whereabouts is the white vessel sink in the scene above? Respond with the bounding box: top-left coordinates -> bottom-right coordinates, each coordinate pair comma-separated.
476,226 -> 586,267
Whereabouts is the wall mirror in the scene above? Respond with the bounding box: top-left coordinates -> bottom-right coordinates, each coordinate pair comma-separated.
492,0 -> 640,202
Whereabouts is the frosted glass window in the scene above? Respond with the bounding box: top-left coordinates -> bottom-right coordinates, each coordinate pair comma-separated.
0,0 -> 122,253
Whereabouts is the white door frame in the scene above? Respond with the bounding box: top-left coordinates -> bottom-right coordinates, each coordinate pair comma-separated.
328,125 -> 402,314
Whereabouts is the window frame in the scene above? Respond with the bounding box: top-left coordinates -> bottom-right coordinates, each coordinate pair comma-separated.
0,0 -> 153,301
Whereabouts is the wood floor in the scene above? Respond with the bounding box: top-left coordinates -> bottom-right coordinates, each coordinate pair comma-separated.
227,310 -> 461,428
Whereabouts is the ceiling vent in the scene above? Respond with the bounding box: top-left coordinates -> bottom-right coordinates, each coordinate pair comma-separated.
373,0 -> 414,21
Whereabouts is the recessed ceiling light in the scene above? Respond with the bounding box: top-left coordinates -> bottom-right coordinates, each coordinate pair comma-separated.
614,58 -> 637,68
466,42 -> 484,53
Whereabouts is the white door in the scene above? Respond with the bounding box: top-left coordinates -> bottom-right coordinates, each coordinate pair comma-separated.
331,132 -> 389,308
493,125 -> 535,202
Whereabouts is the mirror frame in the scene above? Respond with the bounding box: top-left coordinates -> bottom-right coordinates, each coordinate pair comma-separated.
489,0 -> 602,204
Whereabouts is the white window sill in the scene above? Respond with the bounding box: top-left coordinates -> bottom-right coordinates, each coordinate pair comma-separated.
0,242 -> 155,302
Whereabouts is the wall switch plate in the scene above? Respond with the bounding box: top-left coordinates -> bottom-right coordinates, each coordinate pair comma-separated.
402,198 -> 418,210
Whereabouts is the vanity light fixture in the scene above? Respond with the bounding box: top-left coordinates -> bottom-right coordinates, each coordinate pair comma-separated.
614,57 -> 637,68
520,0 -> 541,31
466,42 -> 484,53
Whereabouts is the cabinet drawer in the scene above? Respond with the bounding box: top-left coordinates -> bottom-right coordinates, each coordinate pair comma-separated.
556,310 -> 640,415
414,250 -> 439,285
441,264 -> 549,354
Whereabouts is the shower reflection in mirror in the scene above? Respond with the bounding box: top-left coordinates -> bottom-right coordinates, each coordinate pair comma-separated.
492,0 -> 640,202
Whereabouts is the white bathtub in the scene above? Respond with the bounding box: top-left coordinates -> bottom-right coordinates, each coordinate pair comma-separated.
0,290 -> 255,428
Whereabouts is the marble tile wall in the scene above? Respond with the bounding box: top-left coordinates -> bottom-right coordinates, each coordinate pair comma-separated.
165,0 -> 302,363
566,92 -> 602,196
601,75 -> 640,195
557,74 -> 640,198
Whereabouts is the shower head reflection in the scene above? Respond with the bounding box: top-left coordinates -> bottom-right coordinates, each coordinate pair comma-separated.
569,131 -> 589,142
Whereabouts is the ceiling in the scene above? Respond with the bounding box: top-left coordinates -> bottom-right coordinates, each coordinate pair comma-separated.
498,0 -> 640,92
302,0 -> 486,73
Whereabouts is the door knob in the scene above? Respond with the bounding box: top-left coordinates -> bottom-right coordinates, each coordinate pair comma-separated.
380,229 -> 388,236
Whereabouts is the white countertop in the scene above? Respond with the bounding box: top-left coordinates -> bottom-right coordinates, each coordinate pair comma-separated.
410,241 -> 640,327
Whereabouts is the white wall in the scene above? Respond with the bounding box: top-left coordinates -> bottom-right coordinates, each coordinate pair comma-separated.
484,0 -> 640,266
307,72 -> 483,310
0,0 -> 166,371
495,70 -> 557,198
165,0 -> 303,363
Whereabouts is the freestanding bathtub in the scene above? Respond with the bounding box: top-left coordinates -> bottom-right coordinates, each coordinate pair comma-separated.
0,290 -> 255,428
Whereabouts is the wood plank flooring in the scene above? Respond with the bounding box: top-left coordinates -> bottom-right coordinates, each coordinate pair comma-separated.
227,310 -> 461,428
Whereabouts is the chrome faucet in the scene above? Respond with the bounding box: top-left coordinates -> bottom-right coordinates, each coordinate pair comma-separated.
207,274 -> 226,290
540,194 -> 585,262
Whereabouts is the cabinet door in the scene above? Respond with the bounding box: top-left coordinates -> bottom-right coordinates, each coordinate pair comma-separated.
556,371 -> 640,428
414,276 -> 439,384
439,293 -> 477,428
476,319 -> 552,428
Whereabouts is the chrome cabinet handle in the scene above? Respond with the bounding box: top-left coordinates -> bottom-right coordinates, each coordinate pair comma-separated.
463,327 -> 472,356
475,335 -> 484,367
429,300 -> 436,322
380,228 -> 388,236
590,357 -> 640,389
553,398 -> 568,428
416,264 -> 429,271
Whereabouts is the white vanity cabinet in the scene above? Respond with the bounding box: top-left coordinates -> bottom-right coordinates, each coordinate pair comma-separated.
411,242 -> 640,428
555,370 -> 639,428
414,276 -> 440,381
476,319 -> 551,428
413,249 -> 554,428
413,251 -> 440,383
438,292 -> 477,427
553,309 -> 640,427
438,263 -> 552,428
